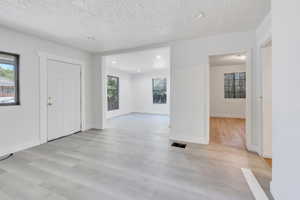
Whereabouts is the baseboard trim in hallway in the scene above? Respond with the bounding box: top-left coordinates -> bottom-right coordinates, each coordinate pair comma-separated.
241,168 -> 269,200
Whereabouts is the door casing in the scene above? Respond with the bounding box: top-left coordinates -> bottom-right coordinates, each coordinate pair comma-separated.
38,52 -> 86,144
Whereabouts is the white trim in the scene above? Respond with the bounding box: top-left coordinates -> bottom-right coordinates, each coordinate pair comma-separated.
205,64 -> 210,144
38,52 -> 86,144
101,57 -> 107,129
207,49 -> 253,151
246,50 -> 253,151
241,168 -> 269,200
210,114 -> 246,119
262,153 -> 272,159
257,35 -> 272,156
247,144 -> 260,154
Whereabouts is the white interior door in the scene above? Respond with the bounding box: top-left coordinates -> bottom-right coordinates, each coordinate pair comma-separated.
47,59 -> 81,141
262,44 -> 272,157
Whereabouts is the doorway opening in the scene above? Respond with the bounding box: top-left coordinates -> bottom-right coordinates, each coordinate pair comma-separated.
101,47 -> 171,133
209,52 -> 249,150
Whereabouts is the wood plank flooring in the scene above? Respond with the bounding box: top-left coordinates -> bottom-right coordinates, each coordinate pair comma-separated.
264,158 -> 272,168
210,117 -> 246,150
0,114 -> 272,200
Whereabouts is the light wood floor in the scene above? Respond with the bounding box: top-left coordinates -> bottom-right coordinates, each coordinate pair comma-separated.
0,114 -> 273,200
264,158 -> 272,168
210,117 -> 246,150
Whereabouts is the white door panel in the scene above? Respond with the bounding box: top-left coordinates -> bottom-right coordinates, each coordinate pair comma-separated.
47,60 -> 81,141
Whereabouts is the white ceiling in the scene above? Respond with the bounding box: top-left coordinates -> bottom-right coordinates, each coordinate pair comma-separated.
105,47 -> 170,74
209,53 -> 247,67
0,0 -> 270,52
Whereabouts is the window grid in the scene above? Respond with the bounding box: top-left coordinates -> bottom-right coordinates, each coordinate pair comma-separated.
224,72 -> 246,99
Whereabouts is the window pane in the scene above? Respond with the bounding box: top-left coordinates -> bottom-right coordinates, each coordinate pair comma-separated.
224,73 -> 235,98
152,78 -> 167,104
107,75 -> 119,111
224,72 -> 246,99
0,52 -> 18,105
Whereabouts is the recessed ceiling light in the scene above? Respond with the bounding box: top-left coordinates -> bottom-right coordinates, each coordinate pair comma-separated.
112,61 -> 117,64
156,55 -> 161,59
87,35 -> 96,40
196,12 -> 205,19
137,68 -> 141,73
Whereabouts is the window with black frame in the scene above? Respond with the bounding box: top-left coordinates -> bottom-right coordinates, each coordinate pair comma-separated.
224,72 -> 246,98
152,78 -> 167,104
107,75 -> 119,111
0,52 -> 20,105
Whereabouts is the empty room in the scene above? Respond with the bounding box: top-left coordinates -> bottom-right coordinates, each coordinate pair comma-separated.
102,47 -> 170,133
0,0 -> 298,199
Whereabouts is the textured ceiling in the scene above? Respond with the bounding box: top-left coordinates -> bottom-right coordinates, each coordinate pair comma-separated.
209,53 -> 247,67
105,47 -> 170,74
0,0 -> 270,52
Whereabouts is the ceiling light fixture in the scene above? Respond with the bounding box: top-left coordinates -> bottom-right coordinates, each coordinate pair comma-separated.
156,55 -> 161,59
196,12 -> 205,19
87,35 -> 96,40
112,61 -> 117,64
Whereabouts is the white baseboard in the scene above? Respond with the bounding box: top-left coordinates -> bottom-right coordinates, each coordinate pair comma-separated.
132,112 -> 169,116
247,144 -> 260,154
106,111 -> 132,119
210,114 -> 245,119
241,168 -> 269,200
0,141 -> 40,157
262,153 -> 272,159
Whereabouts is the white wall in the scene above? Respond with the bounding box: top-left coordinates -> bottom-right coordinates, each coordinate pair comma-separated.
0,26 -> 94,157
271,1 -> 300,199
106,68 -> 132,119
210,65 -> 246,119
170,31 -> 256,145
131,69 -> 170,115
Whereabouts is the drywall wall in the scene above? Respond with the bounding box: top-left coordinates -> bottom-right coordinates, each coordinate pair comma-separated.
210,65 -> 246,119
0,26 -> 94,157
170,31 -> 256,145
262,45 -> 272,158
106,68 -> 132,118
131,69 -> 170,115
271,1 -> 300,199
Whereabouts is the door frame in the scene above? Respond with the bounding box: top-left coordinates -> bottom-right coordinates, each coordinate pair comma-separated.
258,35 -> 272,157
206,49 -> 253,151
38,52 -> 86,144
